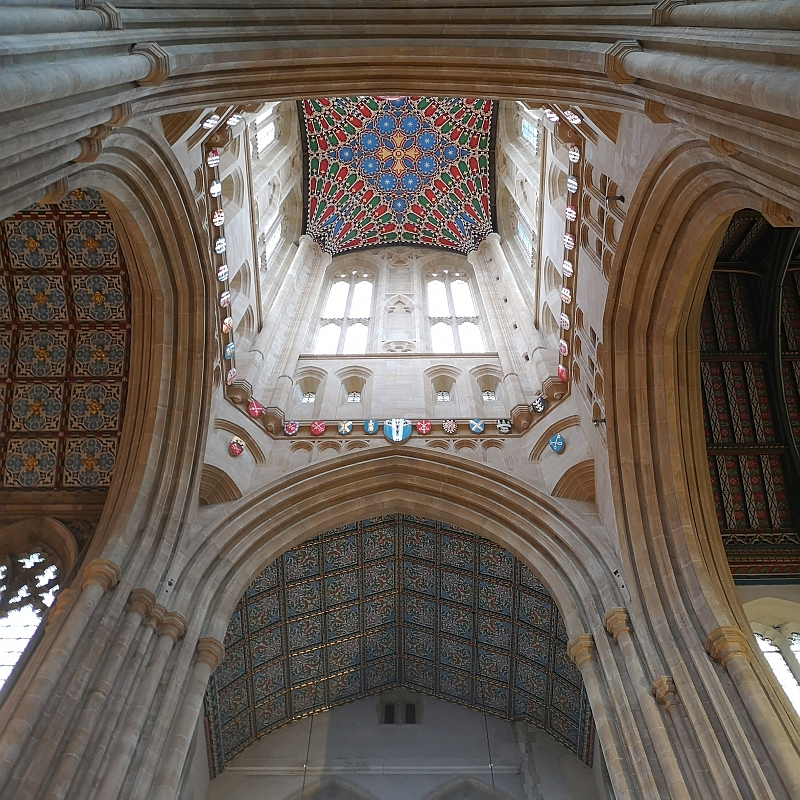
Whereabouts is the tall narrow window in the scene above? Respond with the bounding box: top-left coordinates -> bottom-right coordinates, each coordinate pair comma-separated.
314,271 -> 374,355
383,704 -> 395,724
755,633 -> 800,713
0,549 -> 60,690
405,703 -> 417,724
520,113 -> 540,155
261,220 -> 282,271
427,271 -> 485,353
255,104 -> 278,156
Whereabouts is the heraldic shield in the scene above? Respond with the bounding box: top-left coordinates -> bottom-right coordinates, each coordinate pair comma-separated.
384,418 -> 412,442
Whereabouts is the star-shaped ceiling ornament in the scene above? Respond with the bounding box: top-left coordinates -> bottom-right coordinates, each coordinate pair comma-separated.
302,97 -> 494,255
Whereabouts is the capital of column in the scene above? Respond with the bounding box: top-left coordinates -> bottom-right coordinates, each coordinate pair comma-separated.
127,588 -> 156,620
196,637 -> 225,670
144,604 -> 166,633
651,0 -> 686,26
603,607 -> 632,640
81,558 -> 121,593
131,42 -> 171,87
604,40 -> 641,85
46,587 -> 78,628
158,611 -> 187,643
567,633 -> 598,668
652,676 -> 681,711
706,626 -> 752,669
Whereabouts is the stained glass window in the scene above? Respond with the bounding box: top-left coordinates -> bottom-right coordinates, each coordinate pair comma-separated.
302,97 -> 494,254
301,392 -> 316,403
482,390 -> 497,401
346,391 -> 361,403
436,390 -> 451,402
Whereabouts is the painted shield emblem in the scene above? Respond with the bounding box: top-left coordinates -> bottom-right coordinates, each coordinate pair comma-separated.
496,419 -> 513,434
225,368 -> 237,385
224,343 -> 235,360
310,420 -> 326,436
221,316 -> 233,334
416,419 -> 432,435
549,433 -> 565,453
558,338 -> 569,357
228,436 -> 245,456
337,421 -> 353,435
442,419 -> 458,435
364,419 -> 380,435
384,418 -> 412,442
469,419 -> 485,434
217,264 -> 229,282
531,396 -> 547,414
557,364 -> 569,383
247,398 -> 264,418
283,421 -> 299,436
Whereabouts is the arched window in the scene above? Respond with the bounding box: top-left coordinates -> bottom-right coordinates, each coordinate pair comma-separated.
426,270 -> 485,354
0,547 -> 60,689
754,633 -> 800,713
314,270 -> 374,355
254,103 -> 278,156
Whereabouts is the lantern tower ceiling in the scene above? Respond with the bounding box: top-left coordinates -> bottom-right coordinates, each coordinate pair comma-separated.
302,97 -> 494,255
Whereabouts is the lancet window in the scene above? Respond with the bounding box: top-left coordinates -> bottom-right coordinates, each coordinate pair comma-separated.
254,103 -> 278,157
754,633 -> 800,713
314,270 -> 375,355
426,270 -> 485,353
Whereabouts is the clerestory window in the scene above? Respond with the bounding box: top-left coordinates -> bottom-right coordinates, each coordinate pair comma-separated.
254,104 -> 278,156
427,270 -> 485,354
314,270 -> 374,355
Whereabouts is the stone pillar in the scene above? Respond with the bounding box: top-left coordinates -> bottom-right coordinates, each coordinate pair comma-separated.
609,43 -> 800,121
38,589 -> 157,800
651,676 -> 714,798
0,559 -> 119,793
93,610 -> 187,800
0,5 -> 117,35
150,638 -> 225,800
604,608 -> 692,800
663,0 -> 800,30
567,633 -> 635,800
468,236 -> 530,410
706,626 -> 800,796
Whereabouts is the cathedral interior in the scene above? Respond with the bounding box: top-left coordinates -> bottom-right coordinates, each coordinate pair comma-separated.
0,3 -> 800,800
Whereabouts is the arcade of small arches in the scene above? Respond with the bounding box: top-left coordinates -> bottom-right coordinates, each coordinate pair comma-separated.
1,6 -> 800,800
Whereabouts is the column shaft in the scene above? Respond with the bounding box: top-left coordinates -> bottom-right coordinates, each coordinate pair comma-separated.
669,1 -> 800,30
0,8 -> 105,34
0,55 -> 152,115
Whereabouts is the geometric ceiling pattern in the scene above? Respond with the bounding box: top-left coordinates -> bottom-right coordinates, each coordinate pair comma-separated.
700,212 -> 800,579
0,188 -> 129,489
302,97 -> 494,255
203,515 -> 594,777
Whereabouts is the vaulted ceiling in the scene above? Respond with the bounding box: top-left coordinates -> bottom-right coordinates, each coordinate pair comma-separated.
301,97 -> 494,255
204,515 -> 594,776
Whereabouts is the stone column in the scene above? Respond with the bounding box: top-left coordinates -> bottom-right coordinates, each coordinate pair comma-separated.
150,638 -> 225,800
604,608 -> 692,800
265,238 -> 330,410
0,5 -> 117,35
0,559 -> 119,793
610,44 -> 800,121
651,676 -> 714,798
93,610 -> 187,800
39,589 -> 157,800
567,634 -> 635,800
707,626 -> 800,796
663,0 -> 800,30
468,237 -> 529,410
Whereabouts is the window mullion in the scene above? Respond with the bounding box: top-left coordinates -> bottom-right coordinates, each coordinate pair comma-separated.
446,279 -> 462,354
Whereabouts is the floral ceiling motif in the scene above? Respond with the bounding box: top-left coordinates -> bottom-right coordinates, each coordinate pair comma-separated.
302,97 -> 494,254
0,189 -> 129,489
204,516 -> 594,776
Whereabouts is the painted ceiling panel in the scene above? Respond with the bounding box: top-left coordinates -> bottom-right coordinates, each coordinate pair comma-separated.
204,515 -> 594,777
302,97 -> 494,255
0,189 -> 129,490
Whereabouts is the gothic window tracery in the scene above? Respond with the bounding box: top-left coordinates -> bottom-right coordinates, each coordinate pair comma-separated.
754,633 -> 800,713
426,270 -> 485,353
315,270 -> 375,355
0,547 -> 59,689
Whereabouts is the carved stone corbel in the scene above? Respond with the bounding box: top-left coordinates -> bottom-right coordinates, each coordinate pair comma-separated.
567,633 -> 598,668
652,0 -> 686,26
652,676 -> 681,711
643,100 -> 671,125
196,637 -> 225,670
38,179 -> 70,205
706,626 -> 752,669
603,607 -> 632,639
131,42 -> 171,87
604,41 -> 641,85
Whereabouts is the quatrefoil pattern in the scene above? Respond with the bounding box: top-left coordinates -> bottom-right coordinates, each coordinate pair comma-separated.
0,188 -> 129,488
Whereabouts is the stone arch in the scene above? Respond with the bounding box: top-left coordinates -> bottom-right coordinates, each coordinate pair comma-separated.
0,518 -> 79,583
287,777 -> 380,800
422,776 -> 517,800
605,132 -> 800,798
